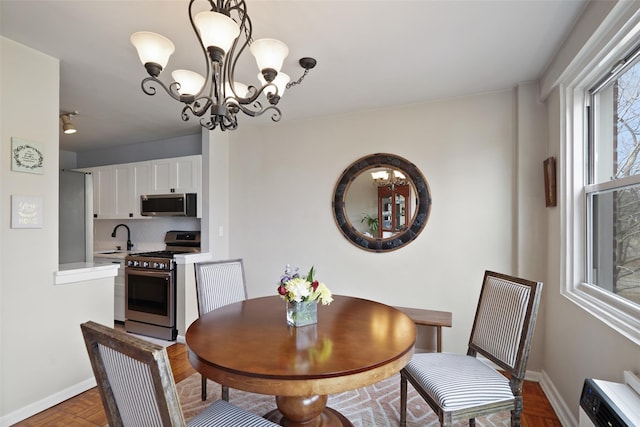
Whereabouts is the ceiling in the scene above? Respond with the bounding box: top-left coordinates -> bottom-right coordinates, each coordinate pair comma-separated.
1,0 -> 588,153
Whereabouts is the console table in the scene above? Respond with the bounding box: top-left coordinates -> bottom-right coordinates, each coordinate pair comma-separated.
393,306 -> 452,352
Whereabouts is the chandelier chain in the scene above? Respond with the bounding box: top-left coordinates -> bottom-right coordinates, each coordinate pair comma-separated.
286,68 -> 310,89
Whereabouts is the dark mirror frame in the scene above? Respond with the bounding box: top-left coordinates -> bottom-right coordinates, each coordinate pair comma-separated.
332,153 -> 431,252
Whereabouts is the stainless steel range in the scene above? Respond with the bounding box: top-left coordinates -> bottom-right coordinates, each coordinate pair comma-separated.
124,230 -> 200,340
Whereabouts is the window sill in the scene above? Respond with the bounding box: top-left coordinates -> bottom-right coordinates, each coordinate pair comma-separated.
562,282 -> 640,346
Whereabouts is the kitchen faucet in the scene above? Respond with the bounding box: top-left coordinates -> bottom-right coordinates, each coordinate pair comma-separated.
111,224 -> 133,251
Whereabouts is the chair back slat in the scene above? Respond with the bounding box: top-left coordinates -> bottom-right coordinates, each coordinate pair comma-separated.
99,343 -> 164,426
468,271 -> 542,375
81,321 -> 186,427
194,259 -> 247,316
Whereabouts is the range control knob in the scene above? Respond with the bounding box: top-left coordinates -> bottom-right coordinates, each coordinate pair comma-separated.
143,261 -> 150,268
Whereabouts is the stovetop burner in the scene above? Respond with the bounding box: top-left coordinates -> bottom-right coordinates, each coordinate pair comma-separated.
125,230 -> 201,270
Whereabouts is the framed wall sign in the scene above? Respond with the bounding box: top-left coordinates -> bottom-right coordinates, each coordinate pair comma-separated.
11,195 -> 43,228
12,137 -> 44,174
544,156 -> 557,207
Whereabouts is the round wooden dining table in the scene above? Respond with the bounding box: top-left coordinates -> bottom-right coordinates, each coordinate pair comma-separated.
185,295 -> 416,427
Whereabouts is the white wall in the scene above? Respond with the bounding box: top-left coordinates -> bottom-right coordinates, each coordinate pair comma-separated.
0,37 -> 114,424
76,134 -> 201,168
544,85 -> 640,425
227,88 -> 548,361
539,2 -> 640,423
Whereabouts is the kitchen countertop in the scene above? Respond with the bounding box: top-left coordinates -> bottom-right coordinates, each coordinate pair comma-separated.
94,251 -> 213,264
55,261 -> 119,285
55,248 -> 201,287
94,250 -> 142,260
174,252 -> 214,264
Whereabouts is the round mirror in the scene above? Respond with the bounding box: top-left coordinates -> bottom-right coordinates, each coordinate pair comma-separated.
332,153 -> 431,252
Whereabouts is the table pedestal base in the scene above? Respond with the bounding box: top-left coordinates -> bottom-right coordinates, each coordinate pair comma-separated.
265,395 -> 352,427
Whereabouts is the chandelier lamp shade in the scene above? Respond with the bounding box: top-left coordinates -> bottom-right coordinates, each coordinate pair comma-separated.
130,0 -> 316,131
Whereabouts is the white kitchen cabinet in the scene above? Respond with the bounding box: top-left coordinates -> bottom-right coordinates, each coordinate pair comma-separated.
76,165 -> 125,219
112,164 -> 133,218
95,257 -> 125,322
150,155 -> 201,195
130,161 -> 151,217
111,162 -> 153,218
77,155 -> 200,219
79,161 -> 151,219
77,165 -> 113,219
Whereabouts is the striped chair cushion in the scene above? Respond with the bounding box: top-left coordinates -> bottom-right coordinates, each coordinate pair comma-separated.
404,353 -> 514,411
471,276 -> 531,368
188,400 -> 279,427
99,344 -> 168,427
197,260 -> 246,315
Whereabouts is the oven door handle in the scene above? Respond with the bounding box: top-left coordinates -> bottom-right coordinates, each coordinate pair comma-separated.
125,268 -> 172,278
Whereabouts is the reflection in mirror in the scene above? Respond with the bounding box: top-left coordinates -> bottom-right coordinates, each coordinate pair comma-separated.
345,168 -> 417,238
333,153 -> 431,252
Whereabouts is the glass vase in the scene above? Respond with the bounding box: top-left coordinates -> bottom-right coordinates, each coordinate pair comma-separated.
286,300 -> 318,327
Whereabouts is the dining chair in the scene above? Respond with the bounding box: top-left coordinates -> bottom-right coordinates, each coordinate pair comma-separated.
194,258 -> 247,401
400,270 -> 543,427
80,321 -> 278,427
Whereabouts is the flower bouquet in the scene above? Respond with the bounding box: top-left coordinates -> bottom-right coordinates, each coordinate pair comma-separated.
277,265 -> 333,326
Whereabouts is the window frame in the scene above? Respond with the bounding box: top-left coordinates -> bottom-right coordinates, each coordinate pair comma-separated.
561,9 -> 640,346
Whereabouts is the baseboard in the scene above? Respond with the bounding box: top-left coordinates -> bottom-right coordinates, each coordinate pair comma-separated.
0,377 -> 96,427
524,368 -> 541,382
478,358 -> 573,425
1,336 -> 185,426
539,369 -> 578,427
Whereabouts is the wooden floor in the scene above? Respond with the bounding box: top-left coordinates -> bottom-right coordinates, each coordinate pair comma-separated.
12,344 -> 562,427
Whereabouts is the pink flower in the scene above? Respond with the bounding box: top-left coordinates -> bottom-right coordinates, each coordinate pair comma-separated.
311,281 -> 319,292
277,285 -> 287,296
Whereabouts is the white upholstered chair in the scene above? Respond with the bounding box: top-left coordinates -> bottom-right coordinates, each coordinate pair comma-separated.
80,321 -> 278,427
400,270 -> 543,427
194,258 -> 247,401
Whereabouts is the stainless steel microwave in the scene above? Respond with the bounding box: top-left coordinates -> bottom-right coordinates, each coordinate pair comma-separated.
140,193 -> 197,217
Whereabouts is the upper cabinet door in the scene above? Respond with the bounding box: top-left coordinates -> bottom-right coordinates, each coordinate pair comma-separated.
151,155 -> 201,194
94,166 -> 115,219
112,164 -> 133,218
131,162 -> 151,218
151,159 -> 172,194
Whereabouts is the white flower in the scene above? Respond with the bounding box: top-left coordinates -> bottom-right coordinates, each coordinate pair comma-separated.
285,277 -> 311,302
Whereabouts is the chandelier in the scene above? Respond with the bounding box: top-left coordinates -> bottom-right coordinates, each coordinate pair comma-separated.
371,169 -> 408,188
130,0 -> 316,131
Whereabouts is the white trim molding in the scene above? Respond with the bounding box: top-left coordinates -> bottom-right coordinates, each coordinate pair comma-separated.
540,369 -> 578,427
0,378 -> 96,427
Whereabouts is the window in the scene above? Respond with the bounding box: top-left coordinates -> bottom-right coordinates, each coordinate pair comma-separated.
588,47 -> 640,307
560,9 -> 640,345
